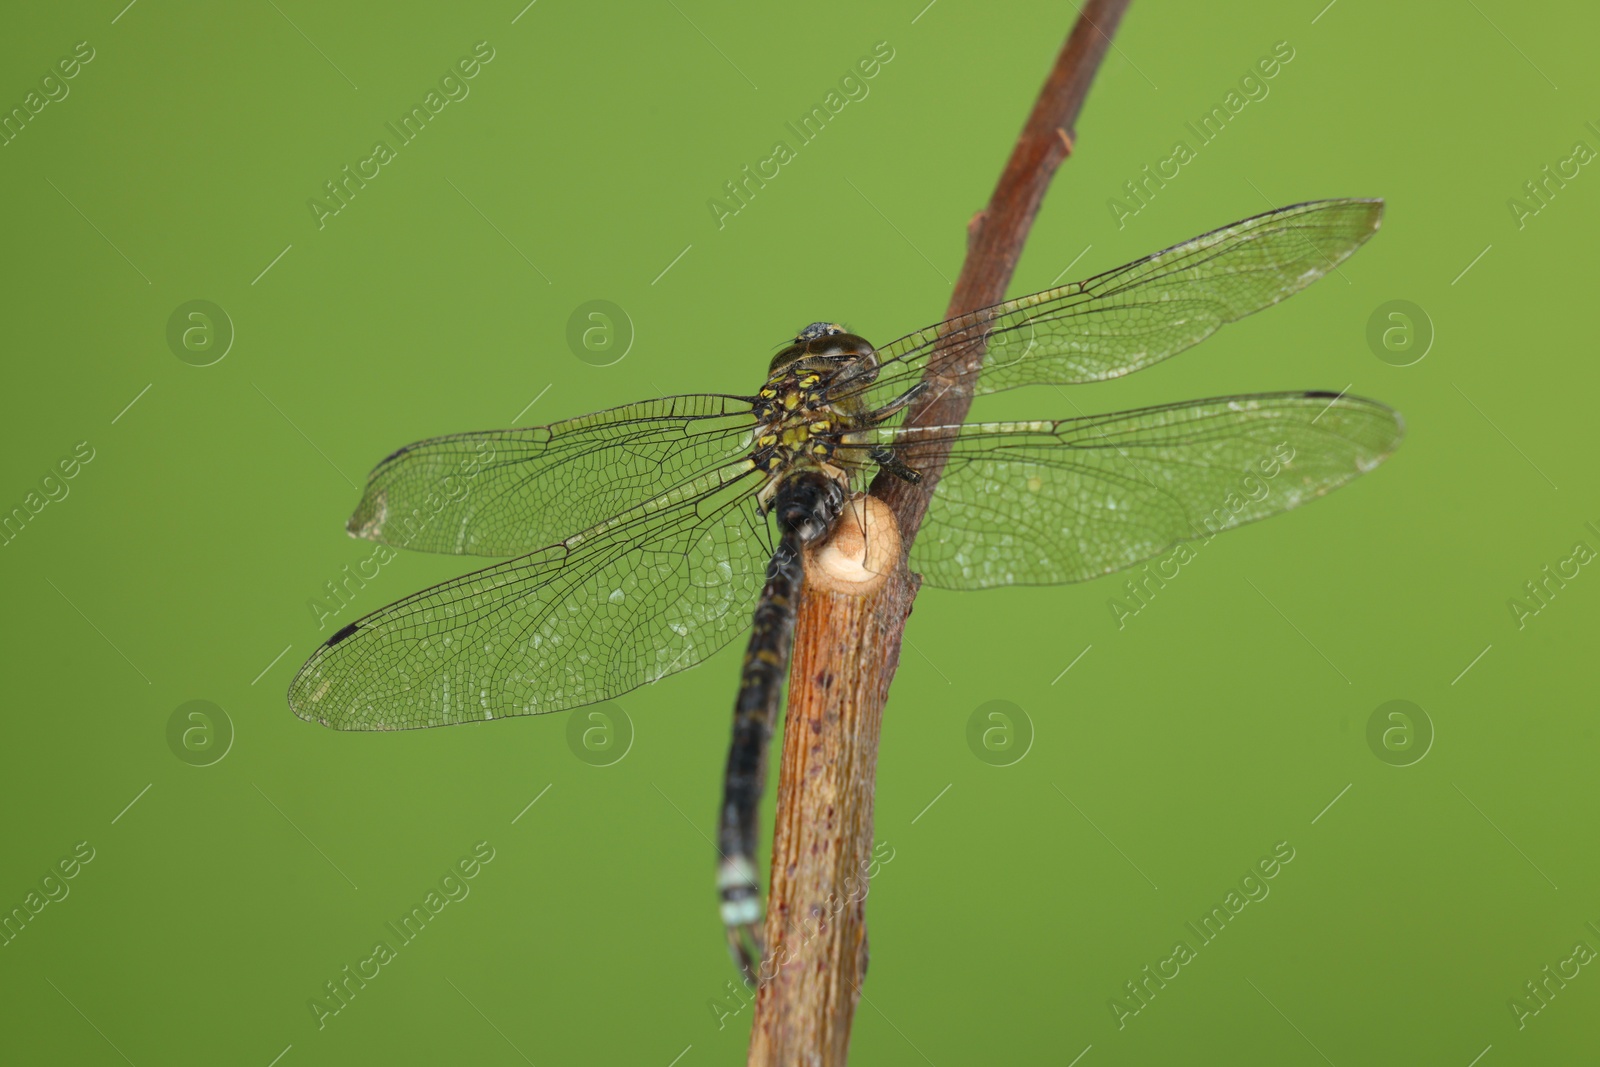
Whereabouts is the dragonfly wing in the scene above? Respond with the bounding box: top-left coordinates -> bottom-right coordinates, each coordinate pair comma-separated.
345,393 -> 757,557
289,459 -> 769,729
880,393 -> 1401,589
845,200 -> 1382,407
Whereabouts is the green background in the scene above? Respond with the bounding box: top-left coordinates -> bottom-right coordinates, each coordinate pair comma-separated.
2,0 -> 1595,1063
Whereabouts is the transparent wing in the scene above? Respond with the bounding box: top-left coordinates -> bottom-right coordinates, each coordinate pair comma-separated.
345,394 -> 757,557
288,459 -> 770,729
831,200 -> 1382,409
871,392 -> 1401,589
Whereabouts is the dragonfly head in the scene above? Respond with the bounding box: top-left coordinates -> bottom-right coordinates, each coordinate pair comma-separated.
769,323 -> 877,375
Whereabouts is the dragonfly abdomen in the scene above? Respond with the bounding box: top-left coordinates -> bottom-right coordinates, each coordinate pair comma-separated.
717,467 -> 846,979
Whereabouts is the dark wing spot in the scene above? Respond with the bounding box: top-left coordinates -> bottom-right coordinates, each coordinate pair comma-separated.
327,622 -> 360,647
1304,390 -> 1342,399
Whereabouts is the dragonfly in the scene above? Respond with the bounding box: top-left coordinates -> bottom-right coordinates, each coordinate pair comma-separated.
288,199 -> 1403,980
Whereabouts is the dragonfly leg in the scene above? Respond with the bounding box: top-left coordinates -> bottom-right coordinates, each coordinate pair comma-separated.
716,469 -> 845,985
868,380 -> 929,422
869,446 -> 922,484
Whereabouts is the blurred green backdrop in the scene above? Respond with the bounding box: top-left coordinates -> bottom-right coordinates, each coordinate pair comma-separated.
2,1 -> 1596,1063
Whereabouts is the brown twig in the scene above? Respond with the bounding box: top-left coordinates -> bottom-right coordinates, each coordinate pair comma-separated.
746,2 -> 1133,1063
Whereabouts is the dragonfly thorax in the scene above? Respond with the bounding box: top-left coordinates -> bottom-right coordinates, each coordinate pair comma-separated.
749,330 -> 884,511
751,366 -> 851,473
